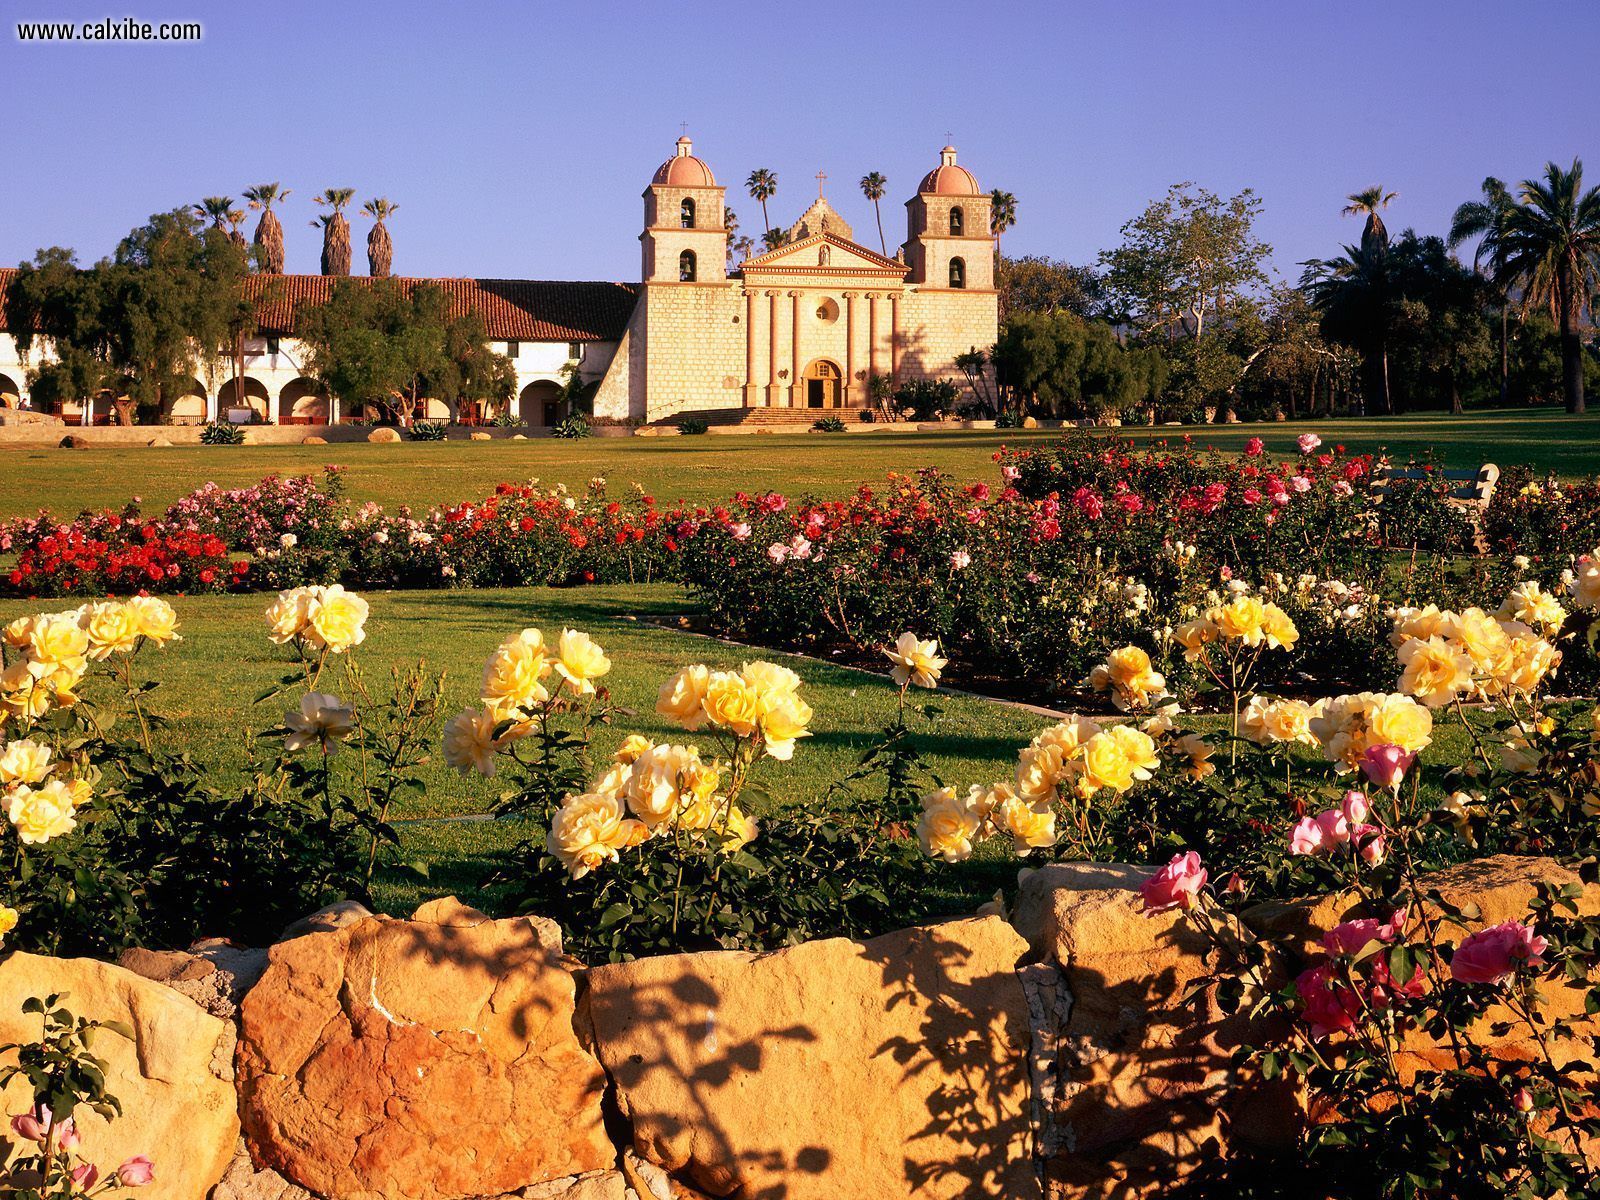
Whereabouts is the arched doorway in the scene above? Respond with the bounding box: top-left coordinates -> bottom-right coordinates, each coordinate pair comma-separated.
217,377 -> 271,422
803,359 -> 842,409
519,380 -> 565,427
279,378 -> 329,425
164,378 -> 208,424
0,373 -> 22,409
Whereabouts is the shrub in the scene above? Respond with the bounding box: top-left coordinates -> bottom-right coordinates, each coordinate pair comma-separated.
857,407 -> 876,423
994,408 -> 1026,429
491,411 -> 520,428
199,421 -> 244,445
892,378 -> 960,421
551,414 -> 592,439
812,415 -> 847,433
678,416 -> 710,435
408,421 -> 447,441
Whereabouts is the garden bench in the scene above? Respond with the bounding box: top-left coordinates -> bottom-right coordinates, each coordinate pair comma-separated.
1371,463 -> 1500,510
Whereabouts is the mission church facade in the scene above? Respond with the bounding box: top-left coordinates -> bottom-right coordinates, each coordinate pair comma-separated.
0,140 -> 997,426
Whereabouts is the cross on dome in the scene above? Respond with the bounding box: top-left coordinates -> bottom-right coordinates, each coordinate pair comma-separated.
815,169 -> 828,198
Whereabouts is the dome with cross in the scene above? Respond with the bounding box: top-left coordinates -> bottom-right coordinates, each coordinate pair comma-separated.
652,136 -> 716,188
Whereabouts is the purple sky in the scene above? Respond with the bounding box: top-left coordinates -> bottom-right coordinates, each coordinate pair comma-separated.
4,1 -> 1597,285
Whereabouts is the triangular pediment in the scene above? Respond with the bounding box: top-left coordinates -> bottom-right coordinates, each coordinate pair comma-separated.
740,231 -> 908,277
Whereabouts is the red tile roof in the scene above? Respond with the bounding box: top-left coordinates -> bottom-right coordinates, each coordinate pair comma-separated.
0,268 -> 638,342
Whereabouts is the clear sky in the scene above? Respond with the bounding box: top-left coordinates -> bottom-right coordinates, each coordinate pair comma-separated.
3,0 -> 1597,285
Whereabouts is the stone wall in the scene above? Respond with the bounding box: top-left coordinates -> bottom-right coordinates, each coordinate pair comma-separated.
2,855 -> 1582,1200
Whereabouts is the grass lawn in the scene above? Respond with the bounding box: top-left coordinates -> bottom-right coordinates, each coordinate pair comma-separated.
1,583 -> 1053,914
4,406 -> 1598,522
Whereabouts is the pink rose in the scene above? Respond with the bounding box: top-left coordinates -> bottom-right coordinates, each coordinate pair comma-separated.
10,1104 -> 50,1143
1360,744 -> 1415,791
1290,474 -> 1312,493
1001,465 -> 1021,483
116,1156 -> 156,1187
1139,851 -> 1208,913
71,1163 -> 100,1190
1451,920 -> 1548,985
1298,433 -> 1322,454
1341,790 -> 1369,824
1289,816 -> 1326,856
1323,908 -> 1406,958
1245,437 -> 1265,457
1354,825 -> 1387,865
1295,964 -> 1361,1039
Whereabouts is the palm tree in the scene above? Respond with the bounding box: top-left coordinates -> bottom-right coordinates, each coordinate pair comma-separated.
1495,159 -> 1600,413
1449,177 -> 1516,404
760,228 -> 791,252
225,208 -> 248,250
859,172 -> 888,255
243,183 -> 290,273
989,190 -> 1017,257
362,197 -> 398,278
745,169 -> 777,239
1343,186 -> 1398,266
1302,244 -> 1394,415
195,196 -> 234,233
311,188 -> 357,276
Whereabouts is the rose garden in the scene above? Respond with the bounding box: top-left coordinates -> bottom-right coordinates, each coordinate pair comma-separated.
5,428 -> 1600,1199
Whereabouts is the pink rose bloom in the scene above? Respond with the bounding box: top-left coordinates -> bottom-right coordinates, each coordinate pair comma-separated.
1289,816 -> 1326,856
1451,920 -> 1548,985
1241,487 -> 1262,506
1295,964 -> 1361,1039
1322,910 -> 1403,958
117,1156 -> 156,1187
71,1164 -> 100,1190
1001,464 -> 1021,484
1354,826 -> 1387,865
1341,791 -> 1369,824
1360,744 -> 1415,791
767,543 -> 790,564
1139,851 -> 1208,913
1298,433 -> 1322,454
1245,437 -> 1265,457
1332,480 -> 1354,497
1290,475 -> 1312,493
950,549 -> 971,570
731,523 -> 751,541
10,1104 -> 51,1143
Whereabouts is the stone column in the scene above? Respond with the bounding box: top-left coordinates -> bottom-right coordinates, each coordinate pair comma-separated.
788,290 -> 803,408
866,292 -> 880,381
888,292 -> 901,382
742,289 -> 758,407
843,291 -> 858,407
766,290 -> 781,407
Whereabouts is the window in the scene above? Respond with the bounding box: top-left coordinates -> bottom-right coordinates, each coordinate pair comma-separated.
679,250 -> 697,282
505,340 -> 520,359
949,206 -> 964,236
567,341 -> 582,362
949,257 -> 966,288
680,198 -> 696,229
266,336 -> 281,356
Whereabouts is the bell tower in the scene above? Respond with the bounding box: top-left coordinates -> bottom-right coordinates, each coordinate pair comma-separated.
641,136 -> 727,283
904,145 -> 993,291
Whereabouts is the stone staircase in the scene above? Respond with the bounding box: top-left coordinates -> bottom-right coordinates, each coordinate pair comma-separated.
652,404 -> 870,429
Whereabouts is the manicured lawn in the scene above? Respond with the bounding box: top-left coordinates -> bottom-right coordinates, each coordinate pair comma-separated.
0,584 -> 1052,913
4,407 -> 1598,522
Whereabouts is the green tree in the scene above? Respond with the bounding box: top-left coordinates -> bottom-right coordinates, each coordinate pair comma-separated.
1302,242 -> 1395,415
1495,158 -> 1600,414
362,198 -> 398,278
1344,185 -> 1398,266
194,196 -> 234,233
1386,233 -> 1493,414
859,172 -> 888,255
243,182 -> 290,273
993,311 -> 1166,420
996,255 -> 1101,320
745,169 -> 777,238
3,248 -> 116,414
989,189 -> 1017,257
311,188 -> 357,276
1449,176 -> 1516,404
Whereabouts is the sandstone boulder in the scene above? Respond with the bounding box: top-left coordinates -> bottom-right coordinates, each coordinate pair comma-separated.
236,898 -> 611,1200
366,426 -> 402,443
147,436 -> 173,446
277,898 -> 372,941
117,940 -> 268,1019
470,430 -> 492,441
586,915 -> 1037,1200
0,953 -> 239,1200
300,435 -> 327,445
59,434 -> 90,448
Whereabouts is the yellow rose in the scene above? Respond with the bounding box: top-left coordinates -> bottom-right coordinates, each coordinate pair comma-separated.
716,805 -> 759,852
28,613 -> 89,664
741,660 -> 802,702
546,791 -> 642,879
1495,631 -> 1561,697
1570,555 -> 1600,610
613,733 -> 654,765
304,585 -> 369,654
125,595 -> 180,645
1261,604 -> 1299,651
655,664 -> 710,731
264,588 -> 314,644
702,671 -> 761,737
442,707 -> 501,777
966,781 -> 1015,821
8,779 -> 77,845
1498,582 -> 1566,635
1208,596 -> 1268,646
1078,725 -> 1159,797
1390,604 -> 1450,648
1092,646 -> 1167,711
482,629 -> 551,716
1172,619 -> 1217,662
884,632 -> 946,689
759,690 -> 813,761
553,628 -> 611,695
993,794 -> 1058,855
1445,607 -> 1512,679
1015,742 -> 1068,806
0,739 -> 52,786
1175,732 -> 1215,781
1397,636 -> 1474,708
3,616 -> 36,650
64,777 -> 93,810
283,691 -> 357,754
1241,696 -> 1318,745
0,903 -> 15,943
916,787 -> 980,863
1368,692 -> 1434,755
624,743 -> 704,826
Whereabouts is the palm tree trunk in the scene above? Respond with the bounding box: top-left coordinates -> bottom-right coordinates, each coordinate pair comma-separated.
873,201 -> 885,255
1560,278 -> 1585,414
760,200 -> 770,237
1499,301 -> 1509,406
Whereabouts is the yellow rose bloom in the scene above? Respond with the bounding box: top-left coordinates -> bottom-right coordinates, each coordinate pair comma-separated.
1495,631 -> 1561,697
125,596 -> 180,645
1078,725 -> 1159,797
304,585 -> 369,654
0,739 -> 53,786
1207,596 -> 1268,646
993,794 -> 1058,855
759,690 -> 814,761
624,743 -> 703,826
1241,696 -> 1318,745
1091,645 -> 1167,712
1015,742 -> 1068,806
8,779 -> 77,845
1312,691 -> 1433,769
1390,604 -> 1451,648
1172,619 -> 1217,662
1445,607 -> 1513,677
64,778 -> 93,810
1368,691 -> 1434,754
1397,636 -> 1475,708
553,629 -> 611,695
546,792 -> 643,879
655,664 -> 710,731
442,707 -> 501,777
1175,732 -> 1215,781
2,616 -> 35,651
966,781 -> 1015,821
1569,555 -> 1600,610
741,660 -> 802,702
482,629 -> 552,716
283,691 -> 357,754
1261,603 -> 1299,651
1498,582 -> 1566,635
917,787 -> 980,863
28,613 -> 89,664
264,588 -> 315,645
0,903 -> 16,943
613,733 -> 654,765
702,671 -> 761,737
884,632 -> 946,689
716,805 -> 759,852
